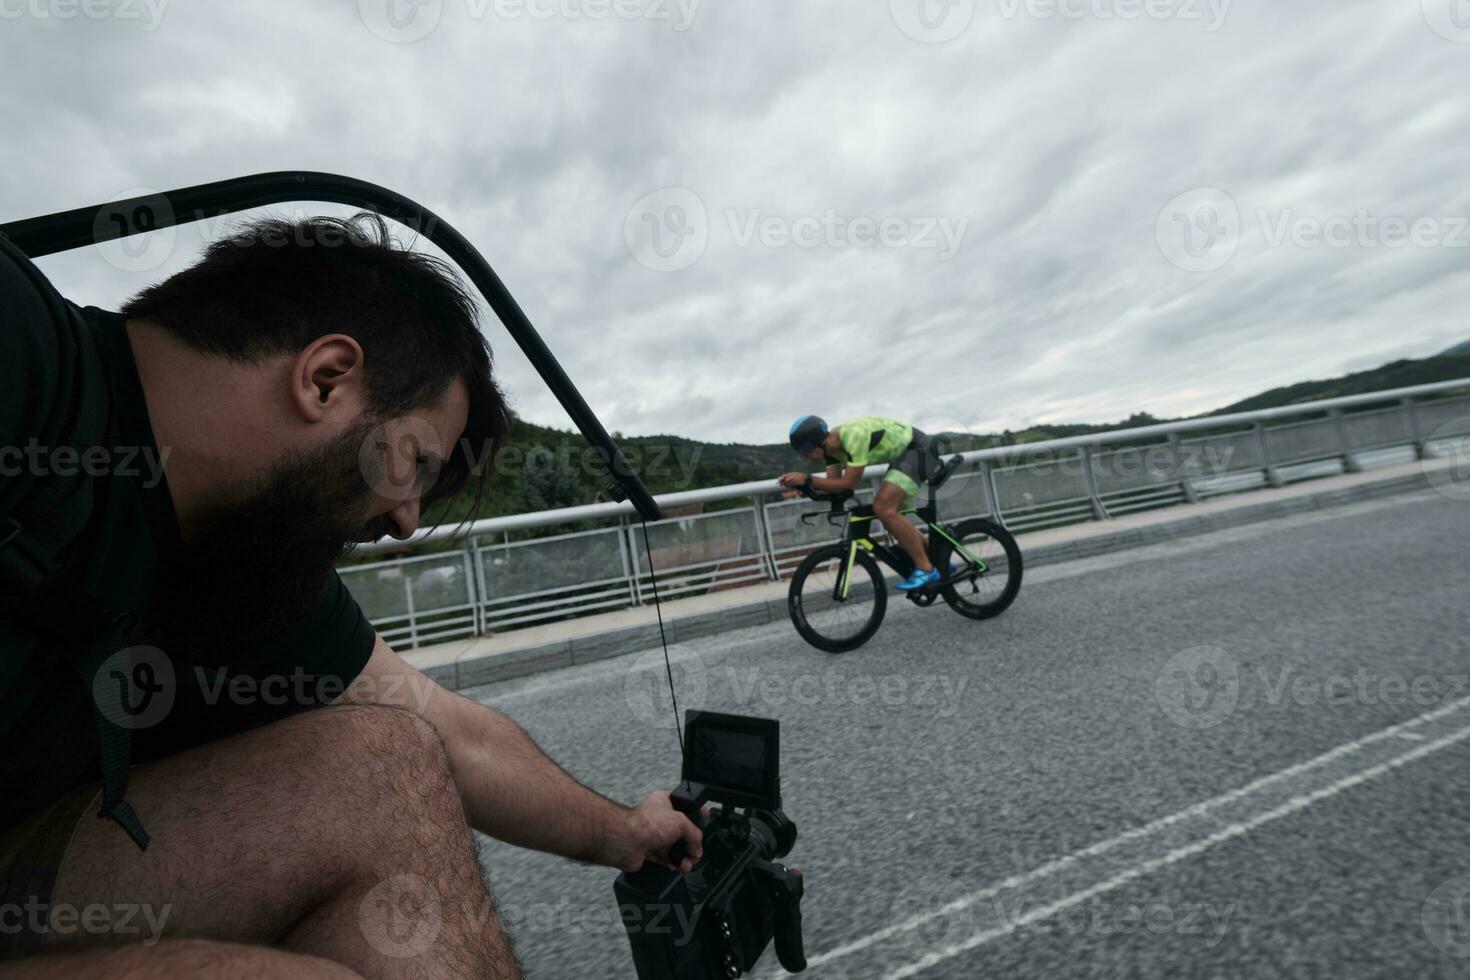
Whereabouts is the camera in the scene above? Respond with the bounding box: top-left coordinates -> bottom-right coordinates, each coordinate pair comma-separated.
614,711 -> 807,978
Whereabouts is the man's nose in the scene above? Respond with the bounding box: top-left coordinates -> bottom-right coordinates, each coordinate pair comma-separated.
387,497 -> 421,541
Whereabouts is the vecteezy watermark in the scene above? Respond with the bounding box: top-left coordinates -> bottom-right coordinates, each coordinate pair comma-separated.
1421,0 -> 1470,44
889,0 -> 1228,42
93,646 -> 176,731
359,874 -> 445,959
991,896 -> 1235,947
0,440 -> 169,488
499,896 -> 702,943
360,416 -> 448,505
91,186 -> 177,274
0,0 -> 169,29
1155,646 -> 1470,729
1155,188 -> 1240,273
885,884 -> 1234,952
0,898 -> 172,945
1422,419 -> 1470,502
495,442 -> 703,487
1423,874 -> 1470,958
992,0 -> 1230,29
625,188 -> 970,273
624,187 -> 709,273
1155,645 -> 1240,729
357,0 -> 700,43
1157,188 -> 1470,272
93,651 -> 442,731
621,646 -> 969,727
624,646 -> 709,728
1256,210 -> 1470,251
725,209 -> 969,261
718,665 -> 969,717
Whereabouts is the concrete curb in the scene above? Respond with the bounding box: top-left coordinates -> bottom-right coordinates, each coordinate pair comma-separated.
438,469 -> 1439,692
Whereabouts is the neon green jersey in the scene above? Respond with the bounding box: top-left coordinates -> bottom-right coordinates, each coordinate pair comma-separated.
825,417 -> 914,468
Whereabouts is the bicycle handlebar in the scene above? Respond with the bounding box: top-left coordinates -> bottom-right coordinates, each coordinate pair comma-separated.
793,482 -> 853,504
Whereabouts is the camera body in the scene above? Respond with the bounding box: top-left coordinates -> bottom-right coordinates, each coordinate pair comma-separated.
614,711 -> 807,979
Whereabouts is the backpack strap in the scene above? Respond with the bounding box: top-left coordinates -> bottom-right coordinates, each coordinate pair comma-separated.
0,247 -> 151,850
77,610 -> 153,851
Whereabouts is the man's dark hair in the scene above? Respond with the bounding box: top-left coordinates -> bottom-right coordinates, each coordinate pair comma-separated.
119,212 -> 509,525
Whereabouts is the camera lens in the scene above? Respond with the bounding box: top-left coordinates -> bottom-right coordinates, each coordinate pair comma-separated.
747,809 -> 797,861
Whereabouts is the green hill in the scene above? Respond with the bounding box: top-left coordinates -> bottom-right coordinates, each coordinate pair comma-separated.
1210,352 -> 1470,415
420,351 -> 1470,530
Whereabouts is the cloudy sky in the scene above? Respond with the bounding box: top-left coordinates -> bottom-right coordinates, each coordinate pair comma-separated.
3,0 -> 1468,444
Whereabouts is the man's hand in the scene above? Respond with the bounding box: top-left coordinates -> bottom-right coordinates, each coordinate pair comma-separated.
604,790 -> 704,874
778,471 -> 809,489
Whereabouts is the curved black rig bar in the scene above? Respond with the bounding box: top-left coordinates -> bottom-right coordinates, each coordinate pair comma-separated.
0,171 -> 662,521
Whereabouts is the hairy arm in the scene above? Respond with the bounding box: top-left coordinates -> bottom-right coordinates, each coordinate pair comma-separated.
339,635 -> 700,872
810,463 -> 864,492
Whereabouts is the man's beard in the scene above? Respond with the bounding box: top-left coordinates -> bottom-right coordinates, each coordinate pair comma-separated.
152,420 -> 395,667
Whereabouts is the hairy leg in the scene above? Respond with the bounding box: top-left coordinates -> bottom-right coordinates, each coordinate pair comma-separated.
874,482 -> 932,571
7,938 -> 364,979
40,704 -> 519,979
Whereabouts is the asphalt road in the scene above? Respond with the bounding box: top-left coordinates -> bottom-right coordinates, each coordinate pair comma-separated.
467,489 -> 1470,980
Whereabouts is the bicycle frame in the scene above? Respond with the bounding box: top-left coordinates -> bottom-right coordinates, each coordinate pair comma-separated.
829,503 -> 989,601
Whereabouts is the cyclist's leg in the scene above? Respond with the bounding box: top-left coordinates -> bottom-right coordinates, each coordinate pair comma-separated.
874,478 -> 931,572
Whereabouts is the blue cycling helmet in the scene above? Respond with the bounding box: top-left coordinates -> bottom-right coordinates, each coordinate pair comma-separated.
789,415 -> 829,455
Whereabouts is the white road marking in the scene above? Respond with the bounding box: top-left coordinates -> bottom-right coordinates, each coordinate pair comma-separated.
789,695 -> 1470,977
887,722 -> 1470,978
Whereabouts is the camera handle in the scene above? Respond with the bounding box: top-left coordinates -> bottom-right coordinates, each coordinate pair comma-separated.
754,860 -> 807,973
666,780 -> 708,867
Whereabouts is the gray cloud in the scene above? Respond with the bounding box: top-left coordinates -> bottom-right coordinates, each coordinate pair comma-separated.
2,0 -> 1467,448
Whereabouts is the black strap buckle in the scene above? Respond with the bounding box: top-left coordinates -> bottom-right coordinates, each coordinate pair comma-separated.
0,517 -> 56,596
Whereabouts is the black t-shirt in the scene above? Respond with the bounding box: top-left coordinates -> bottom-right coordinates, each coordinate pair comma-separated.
0,237 -> 375,831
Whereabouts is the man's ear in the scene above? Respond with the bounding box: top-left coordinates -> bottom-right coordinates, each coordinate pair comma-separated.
290,334 -> 367,422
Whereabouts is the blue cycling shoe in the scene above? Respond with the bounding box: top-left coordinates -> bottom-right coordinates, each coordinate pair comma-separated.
896,568 -> 941,591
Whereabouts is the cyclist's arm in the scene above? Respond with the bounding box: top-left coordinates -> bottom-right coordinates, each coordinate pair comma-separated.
810,465 -> 864,493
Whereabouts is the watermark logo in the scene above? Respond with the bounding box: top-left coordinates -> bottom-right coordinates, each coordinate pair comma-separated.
993,0 -> 1230,30
0,0 -> 169,30
359,873 -> 444,958
1155,646 -> 1467,727
1156,188 -> 1239,273
358,0 -> 443,43
359,416 -> 447,504
1423,419 -> 1470,502
0,897 -> 171,944
725,209 -> 968,260
625,188 -> 709,273
1422,874 -> 1470,957
92,645 -> 175,731
890,880 -> 973,954
890,0 -> 976,42
92,187 -> 176,274
624,645 -> 707,728
1422,0 -> 1470,43
1155,645 -> 1239,729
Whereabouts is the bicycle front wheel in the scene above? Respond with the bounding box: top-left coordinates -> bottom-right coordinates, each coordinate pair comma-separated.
930,517 -> 1023,620
787,544 -> 887,652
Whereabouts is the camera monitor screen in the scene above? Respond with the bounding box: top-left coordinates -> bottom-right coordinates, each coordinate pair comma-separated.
681,711 -> 781,810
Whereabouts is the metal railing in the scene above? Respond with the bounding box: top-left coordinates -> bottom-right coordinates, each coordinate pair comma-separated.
341,379 -> 1470,651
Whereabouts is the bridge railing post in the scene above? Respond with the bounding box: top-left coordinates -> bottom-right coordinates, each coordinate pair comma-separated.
1080,446 -> 1110,520
1255,422 -> 1285,487
1329,409 -> 1364,474
1168,432 -> 1201,504
1402,396 -> 1427,460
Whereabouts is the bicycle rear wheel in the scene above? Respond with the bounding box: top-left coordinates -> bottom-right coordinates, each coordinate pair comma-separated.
930,517 -> 1023,620
787,544 -> 887,652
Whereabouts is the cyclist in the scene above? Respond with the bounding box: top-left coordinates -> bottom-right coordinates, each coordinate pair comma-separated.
779,415 -> 941,591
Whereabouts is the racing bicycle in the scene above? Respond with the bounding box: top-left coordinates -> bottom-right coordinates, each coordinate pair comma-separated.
786,455 -> 1023,652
